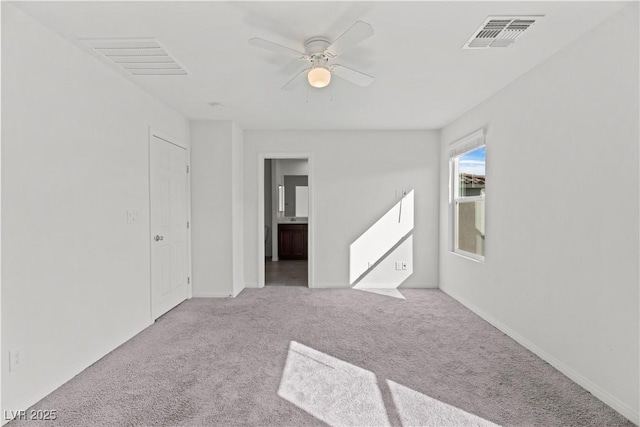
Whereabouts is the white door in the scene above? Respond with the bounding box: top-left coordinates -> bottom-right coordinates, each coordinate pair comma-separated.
150,135 -> 188,320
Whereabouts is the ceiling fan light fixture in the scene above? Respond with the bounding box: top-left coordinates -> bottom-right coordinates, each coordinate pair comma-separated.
307,65 -> 331,88
249,20 -> 375,90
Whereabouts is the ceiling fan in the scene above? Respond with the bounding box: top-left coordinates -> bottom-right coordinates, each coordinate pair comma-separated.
249,21 -> 375,90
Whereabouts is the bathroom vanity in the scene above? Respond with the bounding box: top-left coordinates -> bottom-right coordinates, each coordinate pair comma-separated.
278,223 -> 308,260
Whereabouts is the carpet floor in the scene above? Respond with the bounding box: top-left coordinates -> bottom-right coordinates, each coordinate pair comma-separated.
10,288 -> 633,427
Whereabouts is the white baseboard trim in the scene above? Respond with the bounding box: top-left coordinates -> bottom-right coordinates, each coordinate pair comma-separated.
240,284 -> 439,290
192,292 -> 233,298
3,320 -> 153,425
311,283 -> 350,288
398,283 -> 439,289
352,284 -> 438,290
243,283 -> 437,289
441,286 -> 639,426
307,284 -> 440,289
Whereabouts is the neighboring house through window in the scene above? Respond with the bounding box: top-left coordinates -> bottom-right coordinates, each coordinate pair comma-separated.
450,130 -> 486,261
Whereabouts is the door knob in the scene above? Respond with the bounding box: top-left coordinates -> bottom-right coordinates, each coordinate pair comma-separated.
154,235 -> 164,241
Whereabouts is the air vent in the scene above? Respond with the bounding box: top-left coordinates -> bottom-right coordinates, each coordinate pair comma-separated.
464,16 -> 543,49
82,38 -> 188,76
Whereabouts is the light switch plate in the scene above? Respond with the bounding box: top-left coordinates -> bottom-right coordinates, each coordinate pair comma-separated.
127,210 -> 139,224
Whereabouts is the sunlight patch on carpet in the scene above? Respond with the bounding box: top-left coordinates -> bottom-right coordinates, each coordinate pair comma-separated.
277,341 -> 390,426
278,341 -> 501,427
387,380 -> 500,427
354,288 -> 406,299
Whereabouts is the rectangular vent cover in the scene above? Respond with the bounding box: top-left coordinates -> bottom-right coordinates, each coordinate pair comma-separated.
82,38 -> 188,76
464,16 -> 543,49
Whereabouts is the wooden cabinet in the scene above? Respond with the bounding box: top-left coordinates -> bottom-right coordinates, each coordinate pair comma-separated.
278,224 -> 308,260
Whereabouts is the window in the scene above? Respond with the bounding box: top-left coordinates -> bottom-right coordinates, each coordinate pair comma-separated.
450,130 -> 486,261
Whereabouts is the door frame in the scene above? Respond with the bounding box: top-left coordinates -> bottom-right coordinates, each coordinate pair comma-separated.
148,127 -> 192,321
257,153 -> 314,288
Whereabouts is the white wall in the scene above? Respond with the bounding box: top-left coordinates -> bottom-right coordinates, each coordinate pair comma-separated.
244,130 -> 440,288
438,4 -> 639,424
231,123 -> 245,297
190,121 -> 233,297
0,4 -> 4,418
1,3 -> 190,417
190,120 -> 245,297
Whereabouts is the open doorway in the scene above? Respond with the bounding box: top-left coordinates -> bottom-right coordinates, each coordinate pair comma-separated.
260,156 -> 311,287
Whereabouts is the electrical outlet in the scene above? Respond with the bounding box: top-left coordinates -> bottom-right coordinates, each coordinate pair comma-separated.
395,261 -> 402,271
9,348 -> 24,372
401,262 -> 408,270
396,189 -> 409,198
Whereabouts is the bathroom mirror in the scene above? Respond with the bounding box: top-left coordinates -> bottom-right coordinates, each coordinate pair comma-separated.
283,175 -> 308,217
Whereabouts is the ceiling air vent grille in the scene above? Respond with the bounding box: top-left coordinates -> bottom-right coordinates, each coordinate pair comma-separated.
464,16 -> 543,49
82,38 -> 188,76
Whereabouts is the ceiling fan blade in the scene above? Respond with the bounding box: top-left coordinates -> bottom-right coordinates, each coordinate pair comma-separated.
331,64 -> 374,87
281,68 -> 310,90
249,38 -> 308,60
326,21 -> 374,57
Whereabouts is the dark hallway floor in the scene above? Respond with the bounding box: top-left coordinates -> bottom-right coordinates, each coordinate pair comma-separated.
265,259 -> 308,287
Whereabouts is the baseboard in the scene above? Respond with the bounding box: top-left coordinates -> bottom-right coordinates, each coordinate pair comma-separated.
191,292 -> 233,298
193,287 -> 253,296
308,284 -> 439,289
242,283 -> 438,289
352,284 -> 437,290
310,283 -> 349,288
398,283 -> 439,289
440,286 -> 639,426
3,320 -> 153,425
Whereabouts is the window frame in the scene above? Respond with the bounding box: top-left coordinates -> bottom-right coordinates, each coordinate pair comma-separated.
449,130 -> 486,262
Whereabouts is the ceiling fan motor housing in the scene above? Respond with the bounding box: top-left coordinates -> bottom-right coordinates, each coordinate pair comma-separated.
306,40 -> 332,88
249,21 -> 375,89
305,37 -> 331,56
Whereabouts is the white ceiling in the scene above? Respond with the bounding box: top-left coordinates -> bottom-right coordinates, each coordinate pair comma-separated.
14,1 -> 628,130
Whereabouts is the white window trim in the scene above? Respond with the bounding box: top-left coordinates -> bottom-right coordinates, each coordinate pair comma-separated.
453,199 -> 485,262
449,129 -> 485,157
449,129 -> 486,262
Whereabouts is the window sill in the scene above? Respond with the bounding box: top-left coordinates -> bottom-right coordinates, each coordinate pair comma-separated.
450,250 -> 484,264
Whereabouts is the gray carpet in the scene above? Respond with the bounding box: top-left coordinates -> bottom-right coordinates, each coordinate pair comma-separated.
10,288 -> 633,426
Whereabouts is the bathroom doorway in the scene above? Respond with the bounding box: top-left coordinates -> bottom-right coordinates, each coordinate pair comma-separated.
258,155 -> 312,288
